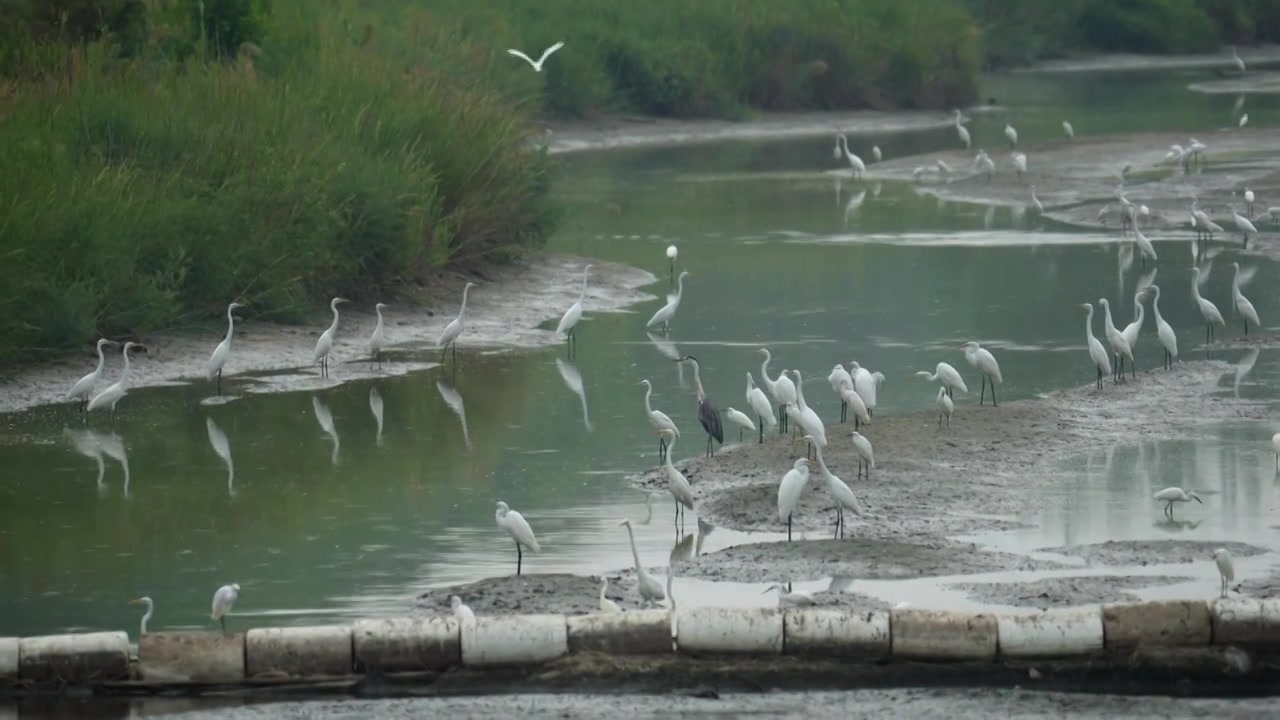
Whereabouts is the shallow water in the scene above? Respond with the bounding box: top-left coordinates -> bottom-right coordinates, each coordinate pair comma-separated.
5,64 -> 1280,639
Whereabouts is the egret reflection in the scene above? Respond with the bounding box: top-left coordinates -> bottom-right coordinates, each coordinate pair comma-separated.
670,531 -> 695,564
555,358 -> 593,432
647,331 -> 686,388
841,190 -> 866,228
64,427 -> 106,493
206,417 -> 234,497
1232,348 -> 1260,397
312,396 -> 340,466
369,386 -> 385,446
98,432 -> 130,499
437,380 -> 471,450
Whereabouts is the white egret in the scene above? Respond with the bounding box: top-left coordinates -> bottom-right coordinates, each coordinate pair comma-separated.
839,384 -> 870,429
849,362 -> 884,416
828,364 -> 853,422
598,578 -> 622,613
1231,262 -> 1261,336
555,264 -> 592,356
910,362 -> 967,399
1004,123 -> 1018,147
723,407 -> 756,443
495,501 -> 540,576
936,386 -> 954,429
953,110 -> 971,149
1062,120 -> 1074,140
1098,298 -> 1133,382
506,41 -> 564,72
961,341 -> 1002,406
1187,138 -> 1207,165
1011,151 -> 1027,177
666,244 -> 678,285
976,150 -> 995,180
67,338 -> 114,412
129,596 -> 154,636
87,341 -> 142,419
834,134 -> 866,178
872,145 -> 882,162
312,297 -> 348,377
437,282 -> 476,367
620,519 -> 666,606
849,430 -> 875,481
639,379 -> 679,462
677,355 -> 724,457
1030,185 -> 1043,213
1239,113 -> 1249,129
745,373 -> 776,443
1231,46 -> 1246,74
1231,205 -> 1257,247
450,595 -> 475,620
758,348 -> 797,432
1079,303 -> 1112,390
762,584 -> 816,608
810,438 -> 866,538
1148,285 -> 1177,370
1153,487 -> 1202,518
1244,188 -> 1255,216
788,370 -> 828,455
936,159 -> 952,179
1273,432 -> 1280,472
211,583 -> 240,634
368,302 -> 387,368
1132,219 -> 1157,267
1190,266 -> 1225,345
1213,548 -> 1235,599
647,271 -> 689,332
658,428 -> 695,526
207,302 -> 243,395
777,457 -> 813,541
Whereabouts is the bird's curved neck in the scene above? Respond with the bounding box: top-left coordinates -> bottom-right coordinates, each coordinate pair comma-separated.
643,384 -> 654,412
95,343 -> 107,369
328,302 -> 341,333
1084,307 -> 1094,333
674,274 -> 685,298
224,306 -> 237,344
120,347 -> 133,383
793,374 -> 806,409
663,441 -> 676,469
760,354 -> 774,384
579,272 -> 589,300
375,306 -> 384,326
599,579 -> 607,600
689,362 -> 705,400
459,286 -> 472,318
623,524 -> 642,568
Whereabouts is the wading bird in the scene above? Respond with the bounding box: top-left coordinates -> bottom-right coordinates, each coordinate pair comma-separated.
745,373 -> 776,443
1121,291 -> 1146,361
1231,204 -> 1257,248
936,386 -> 953,428
207,302 -> 243,395
777,457 -> 813,542
911,362 -> 967,399
723,407 -> 756,443
67,338 -> 114,412
129,596 -> 154,636
620,519 -> 666,606
1011,152 -> 1027,177
211,583 -> 240,635
954,109 -> 970,149
313,297 -> 348,377
506,41 -> 564,72
1080,303 -> 1112,389
677,355 -> 723,457
835,134 -> 866,179
1232,46 -> 1246,74
666,244 -> 678,286
1005,123 -> 1018,147
647,271 -> 689,332
1148,285 -> 1178,369
1213,548 -> 1235,599
788,370 -> 827,457
1030,185 -> 1044,213
438,282 -> 476,368
1190,267 -> 1224,346
849,430 -> 875,480
368,302 -> 387,368
828,363 -> 853,419
657,428 -> 694,527
639,379 -> 679,462
810,438 -> 866,539
556,264 -> 592,357
495,501 -> 540,576
962,341 -> 1002,406
759,348 -> 797,432
598,578 -> 621,613
1154,487 -> 1202,519
763,584 -> 816,608
88,342 -> 142,420
1098,298 -> 1134,382
1231,262 -> 1260,336
1063,120 -> 1074,140
1244,188 -> 1255,216
839,383 -> 870,429
451,595 -> 475,620
849,363 -> 884,417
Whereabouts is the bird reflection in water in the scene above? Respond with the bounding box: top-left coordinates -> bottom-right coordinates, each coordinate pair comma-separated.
67,428 -> 130,498
312,396 -> 340,466
647,331 -> 687,390
369,386 -> 385,447
670,531 -> 695,565
1232,348 -> 1259,398
437,380 -> 471,450
206,417 -> 234,497
1154,517 -> 1203,534
555,358 -> 593,432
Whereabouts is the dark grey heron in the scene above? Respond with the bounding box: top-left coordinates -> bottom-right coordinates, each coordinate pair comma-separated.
676,355 -> 723,457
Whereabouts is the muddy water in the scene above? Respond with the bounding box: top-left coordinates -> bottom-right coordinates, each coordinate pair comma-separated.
6,62 -> 1280,641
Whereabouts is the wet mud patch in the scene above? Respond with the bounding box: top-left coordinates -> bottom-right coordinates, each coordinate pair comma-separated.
950,575 -> 1194,609
416,573 -> 645,616
1045,540 -> 1270,567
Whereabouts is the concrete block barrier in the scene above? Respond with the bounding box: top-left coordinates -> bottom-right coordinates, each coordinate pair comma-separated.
246,625 -> 353,678
783,609 -> 890,659
1102,600 -> 1211,648
891,608 -> 996,661
1212,599 -> 1280,646
567,610 -> 672,655
461,615 -> 568,667
137,632 -> 245,683
0,638 -> 16,682
997,608 -> 1104,658
353,617 -> 460,672
677,608 -> 783,655
19,631 -> 130,683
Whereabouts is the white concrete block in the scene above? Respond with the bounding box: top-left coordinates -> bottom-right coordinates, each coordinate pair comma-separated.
784,608 -> 890,658
676,607 -> 783,654
353,617 -> 460,672
1213,598 -> 1280,646
0,638 -> 17,681
246,625 -> 353,677
19,631 -> 130,683
891,608 -> 997,661
461,614 -> 568,667
997,608 -> 1104,658
138,632 -> 245,682
1103,600 -> 1210,648
567,610 -> 672,654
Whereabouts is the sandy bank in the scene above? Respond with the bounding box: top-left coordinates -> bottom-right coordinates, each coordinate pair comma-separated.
1016,46 -> 1280,74
0,256 -> 655,415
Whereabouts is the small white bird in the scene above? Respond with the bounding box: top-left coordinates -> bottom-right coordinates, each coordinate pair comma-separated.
1148,285 -> 1178,370
211,583 -> 240,634
1080,302 -> 1112,390
67,338 -> 114,411
506,41 -> 564,72
911,362 -> 967,398
777,457 -> 813,542
495,501 -> 540,576
87,341 -> 142,419
1030,185 -> 1044,213
810,439 -> 866,538
1121,291 -> 1146,359
759,349 -> 798,432
954,110 -> 971,149
657,429 -> 695,524
745,373 -> 776,443
1190,267 -> 1225,346
936,386 -> 953,429
723,407 -> 756,443
620,519 -> 666,606
369,302 -> 387,368
848,362 -> 883,417
640,379 -> 680,461
786,370 -> 827,452
129,596 -> 154,636
1231,262 -> 1261,336
313,297 -> 348,377
961,341 -> 1002,406
450,595 -> 475,620
598,578 -> 621,613
1062,120 -> 1074,140
1011,151 -> 1027,177
839,384 -> 870,429
762,584 -> 816,608
1098,298 -> 1134,382
666,244 -> 678,285
1244,188 -> 1255,216
1212,548 -> 1235,599
1232,205 -> 1258,246
1239,113 -> 1249,129
438,282 -> 476,366
555,264 -> 592,355
1004,123 -> 1018,147
647,271 -> 689,332
849,431 -> 875,480
871,145 -> 882,162
1153,487 -> 1203,518
207,302 -> 244,395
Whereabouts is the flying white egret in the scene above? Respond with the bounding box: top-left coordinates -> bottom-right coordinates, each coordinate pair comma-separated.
745,373 -> 776,443
1004,123 -> 1018,147
598,578 -> 621,613
1080,303 -> 1112,390
647,271 -> 689,332
762,584 -> 816,608
777,457 -> 813,541
311,297 -> 348,377
834,134 -> 866,178
450,595 -> 475,620
1231,205 -> 1257,247
758,348 -> 797,432
620,519 -> 666,606
839,384 -> 870,429
67,338 -> 114,412
1098,298 -> 1134,382
1030,185 -> 1044,213
936,386 -> 954,429
1153,487 -> 1202,518
556,264 -> 592,357
788,370 -> 827,456
657,428 -> 695,526
1062,120 -> 1074,140
207,302 -> 243,395
1231,262 -> 1260,336
495,501 -> 540,576
367,302 -> 388,368
848,362 -> 884,417
1231,46 -> 1246,74
1273,432 -> 1280,472
1148,285 -> 1178,369
437,282 -> 476,367
849,430 -> 875,481
723,407 -> 756,443
953,110 -> 971,148
1213,548 -> 1235,599
677,355 -> 723,457
129,596 -> 154,636
1190,267 -> 1225,346
910,362 -> 967,399
1011,151 -> 1027,177
87,341 -> 142,419
506,41 -> 564,72
211,583 -> 240,634
961,341 -> 1002,406
639,379 -> 679,462
666,244 -> 678,285
810,438 -> 866,538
